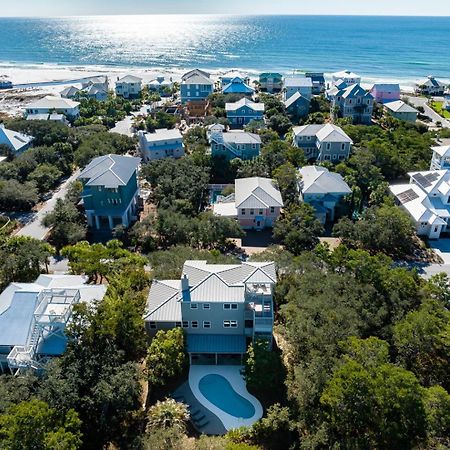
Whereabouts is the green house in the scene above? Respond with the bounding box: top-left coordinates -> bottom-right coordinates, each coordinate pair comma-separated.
79,154 -> 141,230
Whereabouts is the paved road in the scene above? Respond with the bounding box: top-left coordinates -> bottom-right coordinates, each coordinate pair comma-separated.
15,170 -> 80,240
407,96 -> 450,128
110,115 -> 134,137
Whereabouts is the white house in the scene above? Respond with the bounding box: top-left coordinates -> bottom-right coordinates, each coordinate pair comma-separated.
390,170 -> 450,239
384,100 -> 418,122
283,77 -> 313,101
299,166 -> 351,223
292,124 -> 353,162
25,96 -> 80,119
115,75 -> 142,99
430,145 -> 450,170
213,177 -> 283,230
138,128 -> 185,161
0,124 -> 33,154
415,76 -> 446,96
331,70 -> 361,87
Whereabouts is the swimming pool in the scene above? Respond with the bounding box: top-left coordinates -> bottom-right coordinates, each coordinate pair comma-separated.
198,374 -> 255,419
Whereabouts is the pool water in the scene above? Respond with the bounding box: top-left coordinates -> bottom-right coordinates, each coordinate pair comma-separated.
198,374 -> 255,419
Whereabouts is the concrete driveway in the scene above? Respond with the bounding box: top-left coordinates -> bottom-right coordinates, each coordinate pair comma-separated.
14,169 -> 80,240
407,96 -> 450,128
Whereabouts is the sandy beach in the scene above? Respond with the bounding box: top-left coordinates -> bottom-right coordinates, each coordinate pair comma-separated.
0,62 -> 424,118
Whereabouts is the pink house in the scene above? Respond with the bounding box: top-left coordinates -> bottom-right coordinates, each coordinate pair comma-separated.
213,177 -> 284,230
369,83 -> 401,104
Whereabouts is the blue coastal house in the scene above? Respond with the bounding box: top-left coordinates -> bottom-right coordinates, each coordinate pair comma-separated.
222,77 -> 254,96
226,98 -> 265,128
284,77 -> 313,101
259,73 -> 283,93
207,124 -> 261,161
305,72 -> 326,94
180,69 -> 214,104
78,154 -> 141,230
284,92 -> 310,118
138,128 -> 185,162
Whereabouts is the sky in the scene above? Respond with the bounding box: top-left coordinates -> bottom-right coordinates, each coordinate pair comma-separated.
1,0 -> 450,17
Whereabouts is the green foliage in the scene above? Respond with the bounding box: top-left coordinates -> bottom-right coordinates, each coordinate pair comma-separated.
272,162 -> 299,206
273,203 -> 323,254
423,385 -> 450,447
0,179 -> 38,210
147,398 -> 189,433
146,112 -> 179,131
6,119 -> 71,146
28,163 -> 62,194
0,399 -> 82,450
0,236 -> 54,289
0,374 -> 38,414
61,239 -> 147,283
147,328 -> 187,387
141,157 -> 210,215
333,203 -> 416,258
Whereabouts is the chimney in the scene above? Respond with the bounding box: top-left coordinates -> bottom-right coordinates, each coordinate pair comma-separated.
181,274 -> 190,302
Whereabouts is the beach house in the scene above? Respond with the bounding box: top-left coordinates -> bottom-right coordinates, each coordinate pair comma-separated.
213,177 -> 283,230
115,75 -> 142,99
259,73 -> 283,93
283,77 -> 313,101
284,92 -> 310,118
207,124 -> 261,161
144,259 -> 277,363
299,166 -> 351,223
305,72 -> 325,94
78,154 -> 141,230
0,274 -> 106,374
292,123 -> 353,162
331,70 -> 361,87
138,128 -> 185,162
0,124 -> 33,154
329,83 -> 374,124
220,72 -> 251,89
148,77 -> 173,96
60,86 -> 81,99
369,83 -> 401,104
430,145 -> 450,170
222,77 -> 254,96
25,96 -> 80,119
180,69 -> 214,104
384,100 -> 418,122
415,76 -> 446,96
225,98 -> 265,128
390,170 -> 450,239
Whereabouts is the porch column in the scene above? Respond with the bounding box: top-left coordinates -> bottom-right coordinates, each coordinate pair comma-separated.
215,353 -> 218,365
189,353 -> 192,365
108,216 -> 114,229
122,211 -> 129,227
94,215 -> 100,230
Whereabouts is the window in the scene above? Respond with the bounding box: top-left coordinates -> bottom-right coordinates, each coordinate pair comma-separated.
223,303 -> 237,310
250,209 -> 254,215
190,304 -> 198,309
182,321 -> 189,328
339,155 -> 345,160
241,209 -> 245,215
332,154 -> 337,160
149,322 -> 157,329
231,304 -> 238,310
324,155 -> 331,160
259,210 -> 263,215
203,321 -> 211,328
270,207 -> 275,213
224,304 -> 231,310
203,303 -> 210,310
223,320 -> 238,328
327,143 -> 331,150
191,321 -> 198,328
341,143 -> 345,150
175,322 -> 182,328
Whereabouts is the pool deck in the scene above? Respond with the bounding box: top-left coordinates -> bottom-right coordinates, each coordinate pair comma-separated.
189,365 -> 263,431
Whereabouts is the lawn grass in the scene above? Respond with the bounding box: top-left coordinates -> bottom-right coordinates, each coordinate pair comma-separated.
430,101 -> 450,119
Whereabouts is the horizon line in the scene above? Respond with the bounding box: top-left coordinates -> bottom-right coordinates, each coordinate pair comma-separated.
1,13 -> 450,18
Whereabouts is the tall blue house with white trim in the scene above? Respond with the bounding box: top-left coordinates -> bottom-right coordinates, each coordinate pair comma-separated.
79,154 -> 141,230
144,260 -> 277,364
180,69 -> 214,104
226,98 -> 265,128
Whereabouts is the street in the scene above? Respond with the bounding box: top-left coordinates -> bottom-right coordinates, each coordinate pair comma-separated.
14,169 -> 80,240
406,96 -> 450,129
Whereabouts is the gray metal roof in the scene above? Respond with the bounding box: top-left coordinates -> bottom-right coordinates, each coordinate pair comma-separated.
299,166 -> 352,195
78,154 -> 141,188
225,98 -> 265,112
235,177 -> 283,209
0,125 -> 33,152
384,100 -> 418,113
284,77 -> 313,88
144,280 -> 182,322
284,91 -> 310,109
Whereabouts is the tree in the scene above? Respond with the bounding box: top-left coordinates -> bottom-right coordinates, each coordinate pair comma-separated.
267,114 -> 292,136
273,203 -> 323,255
394,299 -> 450,389
28,163 -> 62,194
272,162 -> 298,207
423,385 -> 450,448
333,203 -> 416,258
146,399 -> 189,433
0,179 -> 38,210
42,198 -> 86,250
0,236 -> 54,289
0,399 -> 82,450
147,328 -> 187,387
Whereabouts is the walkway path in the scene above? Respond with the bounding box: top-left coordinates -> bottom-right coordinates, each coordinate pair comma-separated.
407,96 -> 450,128
15,170 -> 80,240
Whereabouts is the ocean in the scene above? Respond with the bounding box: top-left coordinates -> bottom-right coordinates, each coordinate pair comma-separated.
0,15 -> 449,83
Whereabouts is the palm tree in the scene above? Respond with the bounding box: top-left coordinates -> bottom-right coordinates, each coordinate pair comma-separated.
146,399 -> 190,433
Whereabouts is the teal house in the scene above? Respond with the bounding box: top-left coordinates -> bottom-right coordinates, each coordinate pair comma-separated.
79,154 -> 141,230
284,92 -> 310,118
225,98 -> 265,128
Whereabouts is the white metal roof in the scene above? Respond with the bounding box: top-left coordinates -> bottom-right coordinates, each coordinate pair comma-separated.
299,166 -> 352,195
432,145 -> 450,158
117,75 -> 142,83
26,96 -> 80,110
235,177 -> 283,209
384,100 -> 418,113
225,98 -> 265,112
0,125 -> 33,152
284,77 -> 313,88
140,128 -> 183,143
293,123 -> 352,143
